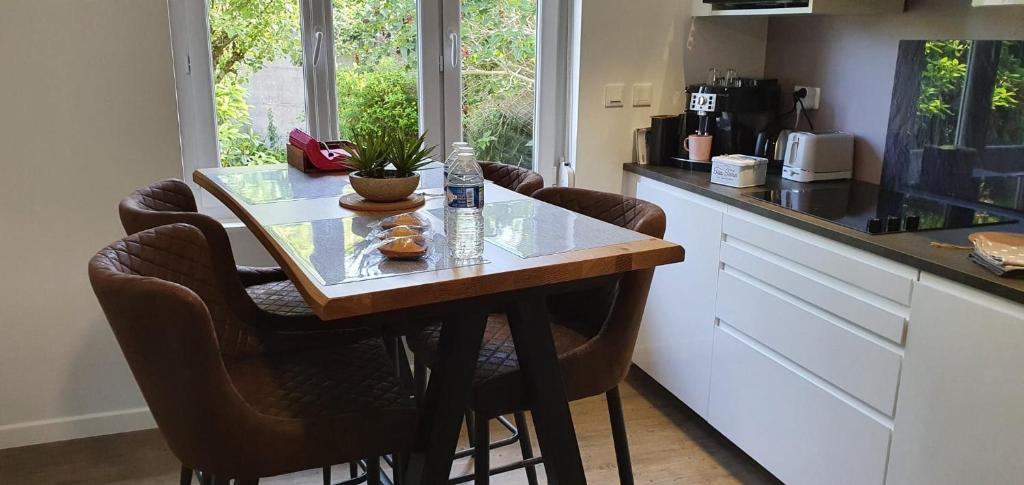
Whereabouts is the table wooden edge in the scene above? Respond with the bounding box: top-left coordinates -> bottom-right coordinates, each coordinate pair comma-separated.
194,169 -> 685,320
193,170 -> 335,314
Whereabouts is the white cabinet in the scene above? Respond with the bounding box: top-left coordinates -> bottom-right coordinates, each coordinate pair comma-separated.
710,209 -> 912,485
887,274 -> 1024,485
708,324 -> 893,485
632,176 -> 726,418
627,172 -> 1024,485
716,269 -> 904,416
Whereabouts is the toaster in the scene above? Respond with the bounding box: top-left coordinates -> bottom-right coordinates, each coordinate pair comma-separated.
782,131 -> 854,182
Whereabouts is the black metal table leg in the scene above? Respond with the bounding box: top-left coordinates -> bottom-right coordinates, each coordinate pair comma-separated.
402,309 -> 488,485
506,294 -> 588,485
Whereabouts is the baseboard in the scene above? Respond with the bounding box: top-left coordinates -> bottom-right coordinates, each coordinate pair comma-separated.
0,407 -> 156,450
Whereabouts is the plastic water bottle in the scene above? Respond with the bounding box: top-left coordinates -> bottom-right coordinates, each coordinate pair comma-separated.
443,143 -> 471,237
443,142 -> 470,182
445,151 -> 485,260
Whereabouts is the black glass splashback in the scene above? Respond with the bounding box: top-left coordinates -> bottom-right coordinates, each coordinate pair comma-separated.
882,40 -> 1024,214
746,181 -> 1017,235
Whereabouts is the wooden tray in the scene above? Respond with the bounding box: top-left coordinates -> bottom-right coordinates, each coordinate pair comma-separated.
339,192 -> 426,212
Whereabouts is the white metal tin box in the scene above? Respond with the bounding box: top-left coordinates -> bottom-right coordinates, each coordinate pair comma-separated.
711,154 -> 768,188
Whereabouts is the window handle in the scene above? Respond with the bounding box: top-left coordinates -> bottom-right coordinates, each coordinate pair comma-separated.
313,31 -> 324,66
449,31 -> 460,69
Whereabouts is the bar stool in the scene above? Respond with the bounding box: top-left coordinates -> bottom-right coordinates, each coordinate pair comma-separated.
409,187 -> 666,484
120,181 -> 397,483
89,224 -> 416,484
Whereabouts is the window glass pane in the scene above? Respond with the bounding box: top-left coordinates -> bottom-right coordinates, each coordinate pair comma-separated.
332,0 -> 420,140
461,0 -> 537,169
208,0 -> 305,167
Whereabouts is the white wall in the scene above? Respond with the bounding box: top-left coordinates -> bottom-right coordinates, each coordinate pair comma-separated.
571,1 -> 768,193
0,0 -> 183,448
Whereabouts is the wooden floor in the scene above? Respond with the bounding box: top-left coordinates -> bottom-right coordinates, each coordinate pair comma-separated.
0,369 -> 779,484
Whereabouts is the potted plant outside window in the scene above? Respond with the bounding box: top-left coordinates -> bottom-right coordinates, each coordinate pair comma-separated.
348,130 -> 436,202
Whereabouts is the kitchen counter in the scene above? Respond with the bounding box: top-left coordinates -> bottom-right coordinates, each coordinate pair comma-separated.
624,163 -> 1024,304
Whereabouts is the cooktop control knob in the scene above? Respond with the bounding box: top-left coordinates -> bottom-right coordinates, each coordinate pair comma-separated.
867,218 -> 883,234
887,216 -> 902,233
905,215 -> 921,232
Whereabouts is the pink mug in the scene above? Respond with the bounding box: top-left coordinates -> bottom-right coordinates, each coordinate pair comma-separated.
684,135 -> 713,162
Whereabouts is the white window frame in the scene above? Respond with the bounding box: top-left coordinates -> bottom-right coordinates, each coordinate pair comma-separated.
535,0 -> 573,185
439,0 -> 571,184
167,0 -> 571,216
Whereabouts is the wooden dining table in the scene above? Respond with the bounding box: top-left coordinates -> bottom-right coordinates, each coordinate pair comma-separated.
195,163 -> 683,485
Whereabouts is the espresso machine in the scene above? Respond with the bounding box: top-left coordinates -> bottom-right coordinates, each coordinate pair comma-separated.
677,76 -> 781,170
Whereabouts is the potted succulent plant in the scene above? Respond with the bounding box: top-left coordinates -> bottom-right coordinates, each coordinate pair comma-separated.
348,129 -> 436,202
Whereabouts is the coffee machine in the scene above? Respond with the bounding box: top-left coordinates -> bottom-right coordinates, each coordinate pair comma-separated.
677,77 -> 781,170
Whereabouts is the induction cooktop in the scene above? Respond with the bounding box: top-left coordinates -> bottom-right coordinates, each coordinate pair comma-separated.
745,181 -> 1018,235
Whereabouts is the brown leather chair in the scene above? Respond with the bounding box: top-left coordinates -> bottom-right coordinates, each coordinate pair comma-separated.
409,187 -> 666,485
89,224 -> 417,484
478,161 -> 544,195
119,179 -> 324,331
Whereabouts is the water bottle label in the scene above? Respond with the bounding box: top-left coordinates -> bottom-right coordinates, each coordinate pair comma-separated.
446,185 -> 484,209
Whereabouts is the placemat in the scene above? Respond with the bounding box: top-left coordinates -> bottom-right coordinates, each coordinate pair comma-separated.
265,213 -> 484,286
431,199 -> 650,259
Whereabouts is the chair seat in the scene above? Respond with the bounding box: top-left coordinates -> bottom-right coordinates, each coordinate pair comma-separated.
245,280 -> 315,317
408,314 -> 590,416
227,338 -> 413,420
223,338 -> 418,469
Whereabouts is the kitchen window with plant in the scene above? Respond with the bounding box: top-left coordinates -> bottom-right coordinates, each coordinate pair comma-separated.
169,0 -> 571,216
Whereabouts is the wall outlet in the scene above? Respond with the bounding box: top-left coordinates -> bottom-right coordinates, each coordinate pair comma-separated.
794,86 -> 821,110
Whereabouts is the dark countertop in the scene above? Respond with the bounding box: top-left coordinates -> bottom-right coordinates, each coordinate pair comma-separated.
624,163 -> 1024,305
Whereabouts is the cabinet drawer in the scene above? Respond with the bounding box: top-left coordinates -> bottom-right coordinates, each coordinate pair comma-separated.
720,240 -> 908,344
709,325 -> 892,485
723,212 -> 917,305
717,269 -> 903,415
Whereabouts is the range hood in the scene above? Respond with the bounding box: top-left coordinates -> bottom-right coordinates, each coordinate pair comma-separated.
702,0 -> 809,8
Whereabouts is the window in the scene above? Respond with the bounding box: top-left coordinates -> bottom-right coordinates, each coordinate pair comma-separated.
169,0 -> 571,214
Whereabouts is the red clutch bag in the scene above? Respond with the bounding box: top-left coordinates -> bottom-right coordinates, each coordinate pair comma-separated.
287,129 -> 354,172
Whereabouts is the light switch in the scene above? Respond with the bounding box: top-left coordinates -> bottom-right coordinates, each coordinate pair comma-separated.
604,84 -> 624,108
633,83 -> 652,107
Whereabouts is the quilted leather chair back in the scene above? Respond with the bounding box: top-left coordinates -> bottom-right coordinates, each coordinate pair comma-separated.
532,187 -> 666,238
531,187 -> 666,397
88,223 -> 270,474
479,161 -> 544,196
90,223 -> 265,358
119,179 -> 263,322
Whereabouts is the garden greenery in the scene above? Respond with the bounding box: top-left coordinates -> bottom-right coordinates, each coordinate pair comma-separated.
210,0 -> 537,168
